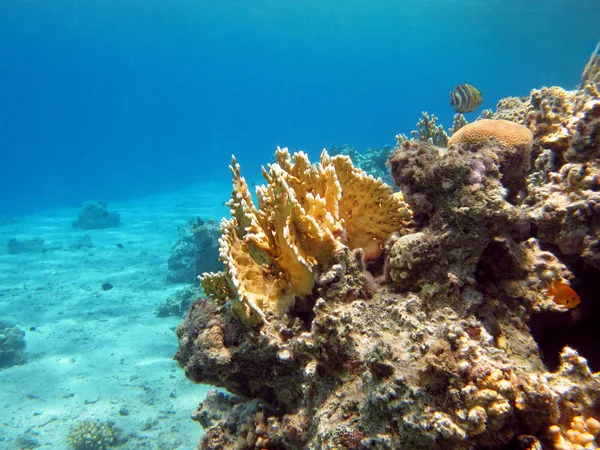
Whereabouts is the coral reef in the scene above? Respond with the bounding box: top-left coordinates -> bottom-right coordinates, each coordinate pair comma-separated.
0,321 -> 26,369
410,112 -> 450,147
167,217 -> 221,283
72,201 -> 121,230
199,148 -> 411,326
191,389 -> 267,448
522,83 -> 600,270
395,111 -> 491,150
67,420 -> 123,450
176,77 -> 600,448
494,96 -> 533,124
447,118 -> 533,149
156,285 -> 202,318
396,112 -> 453,148
329,144 -> 394,185
447,119 -> 534,200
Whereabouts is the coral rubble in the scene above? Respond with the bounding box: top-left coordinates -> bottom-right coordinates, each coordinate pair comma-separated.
176,80 -> 600,449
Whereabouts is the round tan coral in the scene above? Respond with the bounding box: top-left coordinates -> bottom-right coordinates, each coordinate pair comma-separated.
448,119 -> 533,148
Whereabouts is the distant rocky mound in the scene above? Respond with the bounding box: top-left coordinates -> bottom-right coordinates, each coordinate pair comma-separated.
69,233 -> 94,250
167,217 -> 221,283
6,236 -> 63,254
0,321 -> 26,369
72,201 -> 121,230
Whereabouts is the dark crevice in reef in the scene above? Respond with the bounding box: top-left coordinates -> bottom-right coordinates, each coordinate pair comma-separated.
474,238 -> 528,284
474,238 -> 600,372
530,258 -> 600,372
289,295 -> 316,329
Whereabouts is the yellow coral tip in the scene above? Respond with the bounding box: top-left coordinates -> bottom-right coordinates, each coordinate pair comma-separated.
586,417 -> 600,434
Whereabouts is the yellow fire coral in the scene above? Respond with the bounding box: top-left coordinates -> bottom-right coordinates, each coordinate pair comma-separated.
447,119 -> 533,149
200,147 -> 412,326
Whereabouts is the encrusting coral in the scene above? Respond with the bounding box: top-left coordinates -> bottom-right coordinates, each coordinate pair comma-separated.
200,147 -> 412,325
522,83 -> 600,270
549,415 -> 600,450
176,58 -> 600,450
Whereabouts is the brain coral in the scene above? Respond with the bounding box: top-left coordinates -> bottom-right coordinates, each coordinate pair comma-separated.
448,119 -> 533,149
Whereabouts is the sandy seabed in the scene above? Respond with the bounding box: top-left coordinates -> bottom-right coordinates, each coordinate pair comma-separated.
0,182 -> 231,450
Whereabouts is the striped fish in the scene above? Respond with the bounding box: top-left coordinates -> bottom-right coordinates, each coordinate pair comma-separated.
450,83 -> 483,113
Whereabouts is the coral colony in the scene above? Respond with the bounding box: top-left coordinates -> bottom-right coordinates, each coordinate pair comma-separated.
175,65 -> 600,448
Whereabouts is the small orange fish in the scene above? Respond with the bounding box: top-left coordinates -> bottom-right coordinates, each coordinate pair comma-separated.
546,281 -> 581,309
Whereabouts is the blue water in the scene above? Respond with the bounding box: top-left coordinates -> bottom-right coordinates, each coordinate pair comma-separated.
1,0 -> 599,216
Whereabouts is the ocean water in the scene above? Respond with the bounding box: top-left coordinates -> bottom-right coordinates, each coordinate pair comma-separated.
0,1 -> 599,449
1,0 -> 599,216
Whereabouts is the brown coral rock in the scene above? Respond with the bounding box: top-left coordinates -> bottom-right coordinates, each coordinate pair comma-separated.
525,86 -> 581,155
448,118 -> 533,149
523,84 -> 600,269
494,96 -> 534,124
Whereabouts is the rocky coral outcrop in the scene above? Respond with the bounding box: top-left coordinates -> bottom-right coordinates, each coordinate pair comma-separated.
523,83 -> 600,270
167,217 -> 221,283
447,119 -> 533,199
0,321 -> 26,369
176,81 -> 600,449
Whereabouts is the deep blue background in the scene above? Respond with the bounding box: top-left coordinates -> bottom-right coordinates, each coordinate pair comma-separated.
1,0 -> 599,216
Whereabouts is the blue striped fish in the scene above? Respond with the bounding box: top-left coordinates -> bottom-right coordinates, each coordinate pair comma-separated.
450,83 -> 483,113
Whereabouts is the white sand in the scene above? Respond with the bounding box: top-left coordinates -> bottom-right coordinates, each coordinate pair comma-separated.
0,181 -> 231,449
